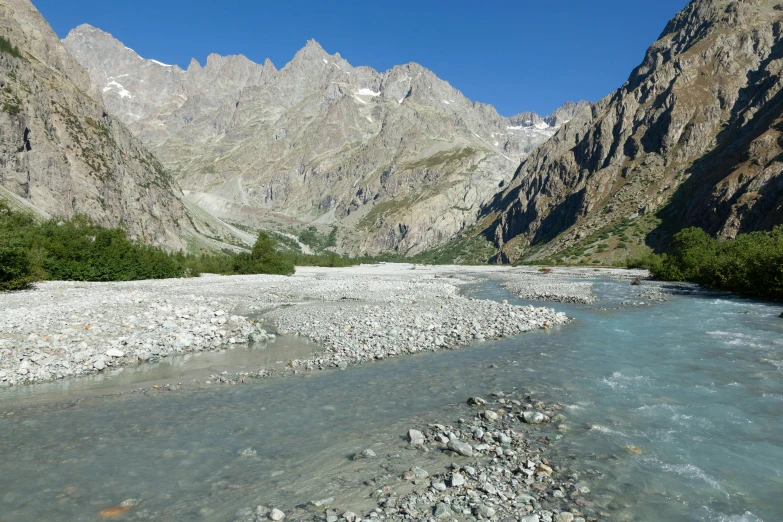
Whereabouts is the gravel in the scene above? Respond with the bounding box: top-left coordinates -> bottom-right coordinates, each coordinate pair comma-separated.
0,264 -> 575,387
236,392 -> 597,522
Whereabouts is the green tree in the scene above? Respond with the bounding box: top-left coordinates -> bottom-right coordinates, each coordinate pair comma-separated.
233,232 -> 295,275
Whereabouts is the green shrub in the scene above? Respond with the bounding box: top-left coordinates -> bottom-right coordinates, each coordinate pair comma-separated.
232,232 -> 295,276
0,36 -> 22,59
629,226 -> 783,301
298,226 -> 338,252
0,244 -> 34,290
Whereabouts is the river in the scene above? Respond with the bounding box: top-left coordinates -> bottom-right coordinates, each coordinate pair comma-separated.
0,277 -> 780,521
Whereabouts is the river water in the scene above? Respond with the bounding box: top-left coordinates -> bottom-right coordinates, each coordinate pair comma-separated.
0,278 -> 780,521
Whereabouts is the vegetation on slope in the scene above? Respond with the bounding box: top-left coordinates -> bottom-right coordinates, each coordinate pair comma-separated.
0,205 -> 302,290
629,227 -> 783,301
0,36 -> 23,59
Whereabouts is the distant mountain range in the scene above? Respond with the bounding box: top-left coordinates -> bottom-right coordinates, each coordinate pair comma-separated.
2,0 -> 779,263
63,24 -> 582,255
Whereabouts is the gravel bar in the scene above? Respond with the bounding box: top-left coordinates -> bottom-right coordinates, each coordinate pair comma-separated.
0,264 -> 576,387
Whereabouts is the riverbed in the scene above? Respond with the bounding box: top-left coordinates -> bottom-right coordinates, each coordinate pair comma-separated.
0,267 -> 780,521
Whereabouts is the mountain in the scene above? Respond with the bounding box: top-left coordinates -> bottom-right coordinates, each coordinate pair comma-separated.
484,0 -> 783,263
0,0 -> 192,250
64,25 -> 582,256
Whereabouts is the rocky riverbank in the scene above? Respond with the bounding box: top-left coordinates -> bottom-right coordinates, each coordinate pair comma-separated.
0,264 -> 579,387
234,392 -> 595,522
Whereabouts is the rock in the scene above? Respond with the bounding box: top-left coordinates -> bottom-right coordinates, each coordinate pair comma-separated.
358,449 -> 376,459
447,440 -> 473,457
779,312 -> 783,318
237,448 -> 257,457
93,360 -> 106,371
450,473 -> 466,487
407,429 -> 425,445
467,397 -> 487,406
119,498 -> 141,507
105,348 -> 124,358
342,512 -> 357,522
473,504 -> 496,518
432,482 -> 447,492
520,516 -> 540,522
522,411 -> 546,424
433,503 -> 453,518
554,513 -> 575,522
309,498 -> 334,508
411,467 -> 429,479
535,463 -> 553,475
483,410 -> 499,421
269,509 -> 285,521
515,494 -> 536,504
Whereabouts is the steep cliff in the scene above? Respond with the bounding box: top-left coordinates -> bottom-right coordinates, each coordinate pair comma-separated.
487,0 -> 783,263
0,0 -> 191,250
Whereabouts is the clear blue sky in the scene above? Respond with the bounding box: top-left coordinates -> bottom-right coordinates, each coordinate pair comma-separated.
33,0 -> 689,117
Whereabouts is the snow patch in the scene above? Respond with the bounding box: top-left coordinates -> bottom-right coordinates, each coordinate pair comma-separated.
323,58 -> 328,64
103,80 -> 132,99
442,100 -> 450,105
150,59 -> 174,67
366,116 -> 373,123
534,121 -> 549,130
357,88 -> 380,96
353,95 -> 368,105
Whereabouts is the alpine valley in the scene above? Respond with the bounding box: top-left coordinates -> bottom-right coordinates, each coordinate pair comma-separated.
1,0 -> 781,262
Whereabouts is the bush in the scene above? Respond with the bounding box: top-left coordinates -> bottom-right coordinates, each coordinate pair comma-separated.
0,36 -> 22,59
37,218 -> 185,281
0,244 -> 34,290
232,232 -> 295,276
629,226 -> 783,301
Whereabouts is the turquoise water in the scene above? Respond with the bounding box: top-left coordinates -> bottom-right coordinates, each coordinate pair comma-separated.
0,279 -> 780,521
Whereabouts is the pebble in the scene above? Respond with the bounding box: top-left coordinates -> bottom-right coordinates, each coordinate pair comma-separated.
483,410 -> 499,421
358,449 -> 376,459
447,440 -> 473,457
522,411 -> 547,424
269,508 -> 285,521
474,504 -> 496,518
407,429 -> 425,445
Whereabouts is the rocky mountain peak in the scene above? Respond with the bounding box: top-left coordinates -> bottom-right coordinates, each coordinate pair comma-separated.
484,0 -> 783,263
65,26 -> 579,256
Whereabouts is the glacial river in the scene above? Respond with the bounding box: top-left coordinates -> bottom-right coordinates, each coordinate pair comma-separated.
0,278 -> 780,521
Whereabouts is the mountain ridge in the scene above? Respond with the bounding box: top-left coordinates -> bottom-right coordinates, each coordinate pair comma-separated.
65,25 -> 587,255
482,0 -> 783,264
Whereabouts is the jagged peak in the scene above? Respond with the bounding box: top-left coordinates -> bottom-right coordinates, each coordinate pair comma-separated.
263,58 -> 277,73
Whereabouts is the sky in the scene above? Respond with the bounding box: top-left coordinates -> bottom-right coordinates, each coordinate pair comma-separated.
33,0 -> 689,117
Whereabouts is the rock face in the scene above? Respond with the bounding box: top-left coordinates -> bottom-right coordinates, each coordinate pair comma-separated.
486,0 -> 783,262
64,25 -> 583,255
0,0 -> 190,250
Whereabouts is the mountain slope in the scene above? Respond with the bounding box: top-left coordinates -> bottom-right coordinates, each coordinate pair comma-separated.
64,26 -> 583,256
0,0 -> 191,249
485,0 -> 783,263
